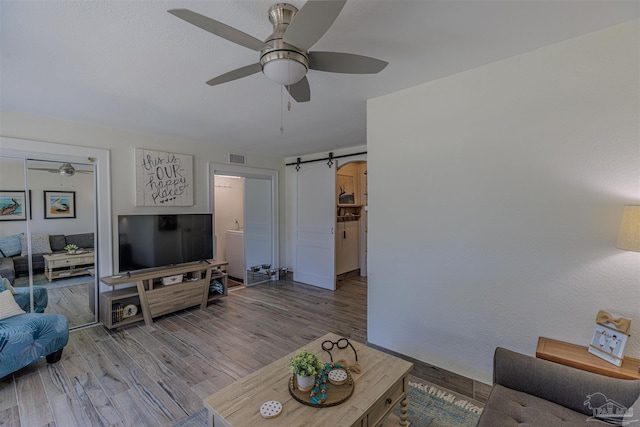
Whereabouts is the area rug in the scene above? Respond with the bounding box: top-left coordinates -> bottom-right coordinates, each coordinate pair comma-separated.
173,382 -> 482,427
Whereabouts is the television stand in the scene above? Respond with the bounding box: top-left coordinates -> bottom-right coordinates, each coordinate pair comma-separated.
99,260 -> 228,329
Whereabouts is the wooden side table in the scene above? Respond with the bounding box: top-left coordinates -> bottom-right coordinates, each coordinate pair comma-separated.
536,336 -> 640,380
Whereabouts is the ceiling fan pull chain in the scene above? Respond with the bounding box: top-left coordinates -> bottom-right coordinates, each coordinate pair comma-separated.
287,59 -> 292,111
280,85 -> 285,134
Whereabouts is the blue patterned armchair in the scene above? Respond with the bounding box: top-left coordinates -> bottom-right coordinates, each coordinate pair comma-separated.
0,313 -> 69,378
12,286 -> 48,313
0,282 -> 68,378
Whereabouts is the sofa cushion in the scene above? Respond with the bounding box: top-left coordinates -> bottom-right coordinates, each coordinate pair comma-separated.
0,259 -> 15,284
49,234 -> 67,252
0,234 -> 22,258
20,233 -> 52,256
65,233 -> 93,249
0,290 -> 26,320
478,384 -> 591,426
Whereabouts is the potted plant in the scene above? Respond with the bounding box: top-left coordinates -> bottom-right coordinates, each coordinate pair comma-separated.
64,244 -> 78,254
288,348 -> 324,391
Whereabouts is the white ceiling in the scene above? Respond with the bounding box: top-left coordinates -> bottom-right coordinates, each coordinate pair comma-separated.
1,1 -> 637,158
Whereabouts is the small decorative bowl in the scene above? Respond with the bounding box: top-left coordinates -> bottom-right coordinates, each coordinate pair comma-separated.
266,269 -> 277,276
261,264 -> 271,269
250,266 -> 261,272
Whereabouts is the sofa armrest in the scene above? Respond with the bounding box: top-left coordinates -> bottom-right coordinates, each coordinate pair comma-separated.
493,347 -> 640,417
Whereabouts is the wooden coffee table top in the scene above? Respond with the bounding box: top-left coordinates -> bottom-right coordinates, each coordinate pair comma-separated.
204,332 -> 413,426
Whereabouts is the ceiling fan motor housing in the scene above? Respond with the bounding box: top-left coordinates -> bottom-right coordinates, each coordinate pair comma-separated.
260,3 -> 308,85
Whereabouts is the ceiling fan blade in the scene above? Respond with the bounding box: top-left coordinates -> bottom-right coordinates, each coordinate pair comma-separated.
308,51 -> 388,74
206,63 -> 262,86
168,9 -> 271,52
283,0 -> 346,51
286,77 -> 311,103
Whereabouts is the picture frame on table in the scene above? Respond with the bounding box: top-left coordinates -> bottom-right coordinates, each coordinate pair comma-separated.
44,190 -> 76,219
587,310 -> 631,367
0,190 -> 31,221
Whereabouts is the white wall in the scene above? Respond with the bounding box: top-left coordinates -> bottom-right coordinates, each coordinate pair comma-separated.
368,20 -> 640,383
0,112 -> 285,282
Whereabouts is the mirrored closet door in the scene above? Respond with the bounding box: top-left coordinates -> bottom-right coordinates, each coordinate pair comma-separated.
0,156 -> 98,329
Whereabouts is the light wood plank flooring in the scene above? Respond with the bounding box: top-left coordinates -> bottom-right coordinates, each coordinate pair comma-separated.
1,277 -> 369,427
2,276 -> 486,427
46,283 -> 96,328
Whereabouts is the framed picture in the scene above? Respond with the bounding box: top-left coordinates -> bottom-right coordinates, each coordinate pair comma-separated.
0,190 -> 29,221
44,191 -> 76,219
587,311 -> 631,367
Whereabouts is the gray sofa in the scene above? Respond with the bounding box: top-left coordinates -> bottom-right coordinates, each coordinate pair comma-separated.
477,347 -> 640,426
0,233 -> 93,284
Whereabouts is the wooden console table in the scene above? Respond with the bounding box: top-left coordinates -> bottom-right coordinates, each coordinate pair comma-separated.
536,336 -> 640,380
99,260 -> 228,329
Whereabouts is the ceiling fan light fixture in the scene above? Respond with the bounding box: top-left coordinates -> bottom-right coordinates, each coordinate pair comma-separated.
58,162 -> 76,177
261,49 -> 308,86
263,58 -> 307,85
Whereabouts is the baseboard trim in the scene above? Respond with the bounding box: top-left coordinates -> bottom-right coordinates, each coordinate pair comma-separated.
366,341 -> 491,403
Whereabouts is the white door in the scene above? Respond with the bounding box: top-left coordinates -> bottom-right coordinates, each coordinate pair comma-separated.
294,162 -> 336,290
245,177 -> 272,286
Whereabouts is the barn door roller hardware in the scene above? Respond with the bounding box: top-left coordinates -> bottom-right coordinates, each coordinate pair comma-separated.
287,151 -> 367,171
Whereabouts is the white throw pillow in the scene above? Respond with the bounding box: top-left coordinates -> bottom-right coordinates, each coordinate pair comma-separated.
0,290 -> 25,320
20,233 -> 52,256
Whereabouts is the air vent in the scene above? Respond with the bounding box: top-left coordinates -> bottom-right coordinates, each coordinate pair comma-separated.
229,153 -> 246,165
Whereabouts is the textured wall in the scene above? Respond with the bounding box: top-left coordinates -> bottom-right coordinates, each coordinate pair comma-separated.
367,20 -> 639,383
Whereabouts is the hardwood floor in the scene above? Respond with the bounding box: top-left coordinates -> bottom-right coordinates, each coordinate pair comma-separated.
46,283 -> 95,328
1,277 -> 369,427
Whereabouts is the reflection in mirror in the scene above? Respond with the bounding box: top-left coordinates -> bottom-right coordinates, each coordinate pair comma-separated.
2,159 -> 98,328
0,157 -> 27,293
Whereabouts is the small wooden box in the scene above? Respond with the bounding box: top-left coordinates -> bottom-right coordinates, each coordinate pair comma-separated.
162,274 -> 183,285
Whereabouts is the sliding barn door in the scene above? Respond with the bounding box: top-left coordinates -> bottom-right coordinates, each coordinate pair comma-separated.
294,162 -> 336,290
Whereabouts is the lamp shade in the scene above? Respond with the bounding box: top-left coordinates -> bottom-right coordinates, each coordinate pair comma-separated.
616,205 -> 640,252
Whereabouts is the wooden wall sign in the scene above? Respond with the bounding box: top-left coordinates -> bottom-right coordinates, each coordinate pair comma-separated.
135,148 -> 193,206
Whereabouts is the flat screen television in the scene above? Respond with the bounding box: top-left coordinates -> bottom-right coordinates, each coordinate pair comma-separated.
118,214 -> 213,272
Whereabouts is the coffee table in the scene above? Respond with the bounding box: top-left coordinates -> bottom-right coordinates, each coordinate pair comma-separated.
204,332 -> 413,426
43,251 -> 95,282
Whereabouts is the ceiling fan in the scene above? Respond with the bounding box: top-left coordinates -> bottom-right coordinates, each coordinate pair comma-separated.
168,1 -> 388,102
29,163 -> 92,177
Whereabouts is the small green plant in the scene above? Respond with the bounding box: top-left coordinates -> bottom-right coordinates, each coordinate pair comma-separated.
288,348 -> 324,377
64,244 -> 78,251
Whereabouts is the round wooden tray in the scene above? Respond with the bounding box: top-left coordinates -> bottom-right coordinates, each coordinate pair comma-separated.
288,371 -> 354,408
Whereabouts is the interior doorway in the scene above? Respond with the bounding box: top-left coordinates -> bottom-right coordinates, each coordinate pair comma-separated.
335,161 -> 367,280
209,163 -> 278,287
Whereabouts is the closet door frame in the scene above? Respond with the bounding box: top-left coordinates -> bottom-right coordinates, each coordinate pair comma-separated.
0,137 -> 112,325
208,163 -> 279,282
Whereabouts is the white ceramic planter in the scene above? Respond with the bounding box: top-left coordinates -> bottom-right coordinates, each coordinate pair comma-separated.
296,374 -> 315,391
